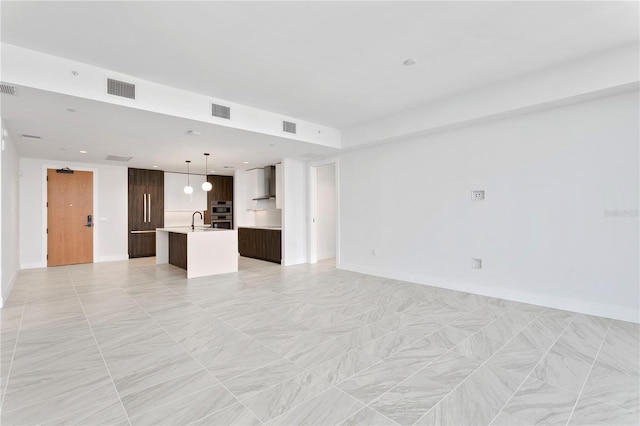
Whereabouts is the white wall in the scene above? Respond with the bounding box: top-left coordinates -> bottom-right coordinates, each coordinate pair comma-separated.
19,158 -> 128,268
1,121 -> 20,307
339,90 -> 639,322
316,164 -> 336,260
282,158 -> 308,266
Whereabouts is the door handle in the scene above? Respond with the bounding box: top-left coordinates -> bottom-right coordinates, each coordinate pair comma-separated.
86,215 -> 93,227
148,194 -> 151,223
143,193 -> 147,223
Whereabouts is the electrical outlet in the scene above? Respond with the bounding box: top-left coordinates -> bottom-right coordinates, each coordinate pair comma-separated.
471,190 -> 485,201
472,258 -> 482,269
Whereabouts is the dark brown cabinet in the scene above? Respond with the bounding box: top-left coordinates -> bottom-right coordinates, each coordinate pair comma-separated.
238,227 -> 281,264
204,175 -> 234,225
128,168 -> 164,258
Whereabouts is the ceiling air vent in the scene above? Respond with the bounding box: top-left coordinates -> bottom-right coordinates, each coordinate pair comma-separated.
107,78 -> 136,99
105,155 -> 133,162
211,103 -> 231,120
283,121 -> 297,134
0,83 -> 18,96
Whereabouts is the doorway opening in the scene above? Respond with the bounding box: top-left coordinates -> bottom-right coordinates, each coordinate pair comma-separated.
309,161 -> 337,264
47,168 -> 94,266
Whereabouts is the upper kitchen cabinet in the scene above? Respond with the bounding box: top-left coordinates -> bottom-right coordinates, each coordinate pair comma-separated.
246,168 -> 265,210
164,172 -> 207,211
128,168 -> 164,258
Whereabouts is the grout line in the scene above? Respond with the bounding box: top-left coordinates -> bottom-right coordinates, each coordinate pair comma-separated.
69,272 -> 134,426
564,319 -> 613,426
485,310 -> 580,426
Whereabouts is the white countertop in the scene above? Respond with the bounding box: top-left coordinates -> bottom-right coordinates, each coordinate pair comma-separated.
157,227 -> 234,234
238,226 -> 282,231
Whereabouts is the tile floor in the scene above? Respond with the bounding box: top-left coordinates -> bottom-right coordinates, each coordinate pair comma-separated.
0,257 -> 638,425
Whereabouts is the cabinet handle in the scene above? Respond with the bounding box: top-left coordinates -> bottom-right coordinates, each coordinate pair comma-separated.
148,194 -> 151,223
143,193 -> 147,223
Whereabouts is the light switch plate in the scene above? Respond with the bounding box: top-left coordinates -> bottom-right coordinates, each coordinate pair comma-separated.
472,258 -> 482,269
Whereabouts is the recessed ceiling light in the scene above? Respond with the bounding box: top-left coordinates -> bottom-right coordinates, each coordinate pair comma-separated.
71,71 -> 79,76
152,165 -> 158,168
210,170 -> 216,173
66,108 -> 76,113
187,130 -> 202,136
79,150 -> 87,154
60,148 -> 66,151
243,161 -> 249,164
403,58 -> 417,66
269,144 -> 275,147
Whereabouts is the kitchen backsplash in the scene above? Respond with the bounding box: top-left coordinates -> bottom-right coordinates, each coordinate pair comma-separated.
164,210 -> 206,228
254,199 -> 282,227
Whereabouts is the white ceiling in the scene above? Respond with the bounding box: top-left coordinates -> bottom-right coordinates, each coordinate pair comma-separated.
1,1 -> 638,171
1,86 -> 338,174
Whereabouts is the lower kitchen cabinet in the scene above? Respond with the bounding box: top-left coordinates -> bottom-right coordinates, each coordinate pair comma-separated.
238,227 -> 281,264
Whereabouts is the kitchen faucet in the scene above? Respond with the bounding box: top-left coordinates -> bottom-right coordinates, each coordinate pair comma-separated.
191,211 -> 203,230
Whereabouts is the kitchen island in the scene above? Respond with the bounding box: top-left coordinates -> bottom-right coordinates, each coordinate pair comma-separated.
156,227 -> 238,278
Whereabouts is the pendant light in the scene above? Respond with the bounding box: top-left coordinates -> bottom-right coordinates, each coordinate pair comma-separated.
202,153 -> 213,191
183,160 -> 193,194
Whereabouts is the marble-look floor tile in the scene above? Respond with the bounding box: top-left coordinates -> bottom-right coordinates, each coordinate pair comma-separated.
267,387 -> 364,426
221,358 -> 304,400
190,337 -> 266,366
204,345 -> 283,382
112,352 -> 204,395
582,361 -> 640,412
531,350 -> 592,393
339,340 -> 446,404
489,410 -> 532,425
488,339 -> 545,376
369,352 -> 481,424
568,395 -> 639,425
452,331 -> 504,361
3,258 -> 633,425
190,402 -> 261,425
340,406 -> 399,426
310,331 -> 414,385
413,383 -> 499,426
423,325 -> 473,350
121,368 -> 219,418
502,377 -> 578,425
1,377 -> 120,425
129,383 -> 237,425
284,325 -> 389,369
240,371 -> 332,422
40,399 -> 129,426
3,358 -> 111,410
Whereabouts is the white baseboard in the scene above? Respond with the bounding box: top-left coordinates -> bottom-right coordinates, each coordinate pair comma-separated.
20,261 -> 46,270
338,262 -> 639,324
1,269 -> 18,309
317,251 -> 336,260
94,254 -> 129,263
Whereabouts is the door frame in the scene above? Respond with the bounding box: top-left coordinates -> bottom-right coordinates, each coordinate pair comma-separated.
308,158 -> 339,265
41,164 -> 99,266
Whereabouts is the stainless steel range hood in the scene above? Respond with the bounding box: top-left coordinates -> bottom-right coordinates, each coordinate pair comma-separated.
252,165 -> 276,200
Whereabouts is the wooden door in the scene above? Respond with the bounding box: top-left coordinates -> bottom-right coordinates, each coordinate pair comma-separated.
47,169 -> 93,266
